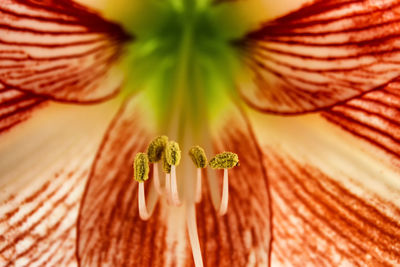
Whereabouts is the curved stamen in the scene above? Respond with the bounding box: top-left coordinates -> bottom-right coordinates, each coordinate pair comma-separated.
195,168 -> 202,203
209,152 -> 239,216
153,163 -> 163,195
218,168 -> 229,216
170,165 -> 181,206
138,182 -> 150,220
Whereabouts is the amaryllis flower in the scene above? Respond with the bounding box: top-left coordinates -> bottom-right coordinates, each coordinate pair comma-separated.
1,0 -> 400,266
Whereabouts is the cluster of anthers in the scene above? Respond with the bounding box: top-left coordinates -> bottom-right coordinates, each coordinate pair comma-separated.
133,135 -> 239,220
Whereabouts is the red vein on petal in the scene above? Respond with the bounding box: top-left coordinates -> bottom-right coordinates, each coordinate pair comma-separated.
195,103 -> 272,266
264,148 -> 400,266
323,84 -> 400,166
0,0 -> 130,103
76,97 -> 184,266
0,87 -> 46,134
237,0 -> 400,114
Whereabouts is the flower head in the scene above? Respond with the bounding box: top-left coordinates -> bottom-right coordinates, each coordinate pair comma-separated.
1,0 -> 400,266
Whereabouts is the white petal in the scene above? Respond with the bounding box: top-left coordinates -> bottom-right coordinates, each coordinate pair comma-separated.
0,98 -> 121,266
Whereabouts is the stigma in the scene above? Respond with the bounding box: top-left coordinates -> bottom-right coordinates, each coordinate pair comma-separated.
132,135 -> 239,267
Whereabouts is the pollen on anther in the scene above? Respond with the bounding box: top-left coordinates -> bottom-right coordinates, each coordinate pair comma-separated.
162,152 -> 171,173
166,141 -> 181,166
147,135 -> 168,163
189,146 -> 207,168
209,152 -> 239,169
134,153 -> 150,182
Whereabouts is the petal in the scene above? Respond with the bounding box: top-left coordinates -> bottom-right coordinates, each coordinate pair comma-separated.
77,95 -> 177,266
0,0 -> 130,102
77,96 -> 272,266
196,102 -> 271,266
0,84 -> 47,134
249,111 -> 400,265
323,80 -> 400,167
236,0 -> 400,114
0,98 -> 121,266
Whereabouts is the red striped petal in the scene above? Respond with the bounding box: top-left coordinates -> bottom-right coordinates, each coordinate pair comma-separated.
77,96 -> 168,266
197,104 -> 272,266
77,97 -> 272,266
0,0 -> 130,103
237,0 -> 400,114
0,99 -> 120,266
323,80 -> 400,167
0,84 -> 47,134
264,148 -> 400,266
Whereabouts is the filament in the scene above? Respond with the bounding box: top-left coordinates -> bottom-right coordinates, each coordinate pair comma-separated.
195,168 -> 202,203
165,173 -> 172,204
218,168 -> 229,216
170,165 -> 181,206
138,182 -> 150,220
153,164 -> 163,195
187,204 -> 204,267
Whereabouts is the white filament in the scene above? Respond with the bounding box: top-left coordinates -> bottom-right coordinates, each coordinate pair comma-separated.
171,165 -> 181,206
195,168 -> 202,203
138,182 -> 150,220
165,173 -> 172,204
153,163 -> 162,195
218,168 -> 229,216
187,204 -> 204,267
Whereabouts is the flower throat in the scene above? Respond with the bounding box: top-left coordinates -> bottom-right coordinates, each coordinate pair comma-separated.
133,136 -> 239,267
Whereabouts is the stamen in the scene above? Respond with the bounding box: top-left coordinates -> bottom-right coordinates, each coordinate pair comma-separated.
209,152 -> 239,216
195,168 -> 202,203
133,153 -> 151,220
189,146 -> 208,168
219,168 -> 228,215
186,205 -> 204,267
166,141 -> 181,206
138,182 -> 150,220
209,151 -> 239,169
165,173 -> 172,204
165,141 -> 181,166
170,165 -> 181,206
147,136 -> 168,196
147,135 -> 168,163
133,153 -> 150,183
189,146 -> 207,203
161,152 -> 172,203
153,163 -> 163,195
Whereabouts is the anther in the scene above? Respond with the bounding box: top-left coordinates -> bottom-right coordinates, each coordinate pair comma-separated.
166,141 -> 181,206
161,152 -> 172,204
133,153 -> 151,220
209,152 -> 239,216
189,146 -> 207,203
147,136 -> 168,195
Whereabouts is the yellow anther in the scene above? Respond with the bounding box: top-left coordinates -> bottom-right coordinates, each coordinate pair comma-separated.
147,135 -> 168,163
162,152 -> 171,173
166,141 -> 181,166
209,152 -> 239,169
134,153 -> 150,182
189,146 -> 207,168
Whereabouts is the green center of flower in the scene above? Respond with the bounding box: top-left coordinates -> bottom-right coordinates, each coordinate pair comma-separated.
119,0 -> 245,133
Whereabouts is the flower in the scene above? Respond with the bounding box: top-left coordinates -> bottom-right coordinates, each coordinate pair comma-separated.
1,0 -> 400,266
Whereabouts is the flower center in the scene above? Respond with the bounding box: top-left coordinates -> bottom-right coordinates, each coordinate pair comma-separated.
133,136 -> 239,267
120,0 -> 243,132
114,1 -> 246,265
